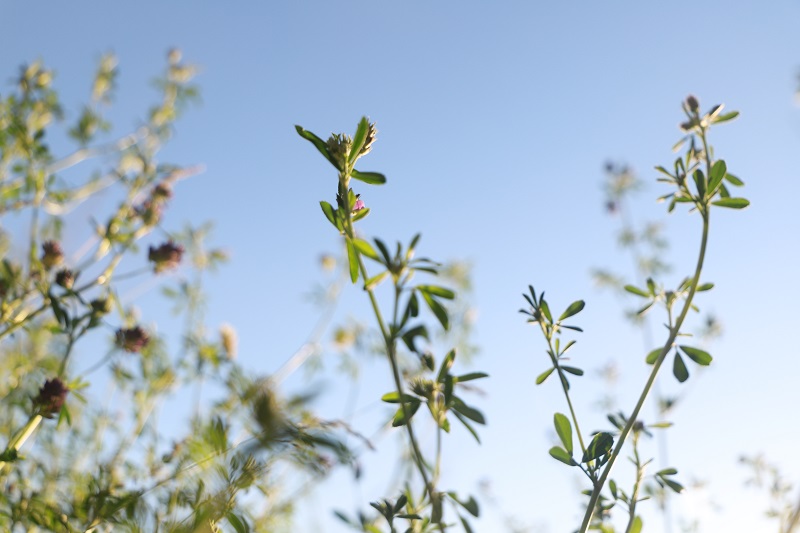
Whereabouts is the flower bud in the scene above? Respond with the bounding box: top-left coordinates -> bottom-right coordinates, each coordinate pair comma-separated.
116,326 -> 150,353
148,241 -> 184,273
34,378 -> 68,418
686,95 -> 699,112
55,269 -> 74,290
41,241 -> 64,270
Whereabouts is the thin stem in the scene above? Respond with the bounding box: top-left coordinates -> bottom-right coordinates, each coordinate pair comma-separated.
539,321 -> 587,456
0,414 -> 44,471
579,212 -> 710,532
624,435 -> 645,533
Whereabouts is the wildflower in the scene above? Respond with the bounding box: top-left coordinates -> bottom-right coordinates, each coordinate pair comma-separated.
55,268 -> 74,289
352,198 -> 365,212
148,241 -> 184,273
34,378 -> 69,418
41,241 -> 64,270
116,326 -> 150,353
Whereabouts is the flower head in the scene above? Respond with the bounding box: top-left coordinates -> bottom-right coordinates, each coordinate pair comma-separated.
55,268 -> 75,289
148,241 -> 184,273
116,326 -> 150,353
41,241 -> 64,270
34,378 -> 69,418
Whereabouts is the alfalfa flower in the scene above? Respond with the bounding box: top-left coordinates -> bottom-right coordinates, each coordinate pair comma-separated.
41,241 -> 64,270
34,378 -> 69,418
148,241 -> 184,273
116,326 -> 150,353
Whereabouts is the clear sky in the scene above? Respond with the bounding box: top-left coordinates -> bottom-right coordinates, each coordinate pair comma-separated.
3,1 -> 800,531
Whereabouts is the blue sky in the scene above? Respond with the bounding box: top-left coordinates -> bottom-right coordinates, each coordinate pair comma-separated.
4,1 -> 800,531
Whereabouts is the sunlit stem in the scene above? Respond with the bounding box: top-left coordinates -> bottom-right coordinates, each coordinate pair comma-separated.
339,170 -> 435,504
0,414 -> 43,472
579,211 -> 710,532
539,321 -> 588,457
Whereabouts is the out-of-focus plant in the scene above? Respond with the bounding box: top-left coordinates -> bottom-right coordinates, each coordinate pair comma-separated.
297,118 -> 488,532
0,52 -> 351,533
521,96 -> 748,533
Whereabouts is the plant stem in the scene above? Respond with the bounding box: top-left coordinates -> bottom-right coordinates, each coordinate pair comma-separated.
579,212 -> 710,532
539,322 -> 588,456
0,414 -> 43,471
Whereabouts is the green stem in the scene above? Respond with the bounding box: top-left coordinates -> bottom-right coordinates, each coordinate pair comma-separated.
624,435 -> 644,533
579,211 -> 710,532
540,321 -> 588,457
339,171 -> 434,501
0,414 -> 43,471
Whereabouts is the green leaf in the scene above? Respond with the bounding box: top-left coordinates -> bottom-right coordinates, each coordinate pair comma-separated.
561,366 -> 583,376
657,468 -> 678,476
447,493 -> 480,518
679,345 -> 712,366
295,125 -> 340,170
697,282 -> 714,291
549,446 -> 575,466
629,515 -> 643,533
539,299 -> 553,323
582,432 -> 614,463
437,349 -> 456,382
535,367 -> 555,385
381,391 -> 420,404
392,400 -> 421,427
673,353 -> 689,382
712,110 -> 739,124
663,478 -> 685,493
351,169 -> 386,185
349,117 -> 370,163
692,169 -> 706,198
421,290 -> 449,330
352,206 -> 370,222
364,271 -> 389,291
554,413 -> 573,454
724,173 -> 744,186
609,479 -> 618,499
319,201 -> 337,227
452,397 -> 485,425
712,197 -> 750,209
227,512 -> 249,533
417,284 -> 455,300
346,240 -> 359,283
645,348 -> 661,365
374,238 -> 391,264
455,372 -> 489,383
353,238 -> 380,261
707,160 -> 727,195
460,516 -> 475,533
558,300 -> 585,321
624,285 -> 650,298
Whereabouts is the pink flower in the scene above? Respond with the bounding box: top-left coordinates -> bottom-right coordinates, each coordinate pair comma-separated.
353,199 -> 365,212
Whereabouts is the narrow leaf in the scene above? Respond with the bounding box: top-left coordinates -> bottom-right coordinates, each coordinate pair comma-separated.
319,201 -> 337,226
679,345 -> 712,366
392,400 -> 421,427
346,240 -> 359,283
349,117 -> 370,163
452,411 -> 481,443
561,366 -> 584,376
554,413 -> 573,454
455,372 -> 489,383
558,300 -> 585,321
295,125 -> 340,170
353,238 -> 380,261
712,197 -> 750,209
645,348 -> 661,365
417,284 -> 455,300
452,397 -> 486,425
629,516 -> 643,533
351,169 -> 387,185
624,285 -> 650,298
421,291 -> 449,330
673,353 -> 689,383
536,367 -> 555,385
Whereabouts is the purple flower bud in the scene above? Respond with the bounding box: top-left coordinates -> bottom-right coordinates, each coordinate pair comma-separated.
41,241 -> 64,270
116,326 -> 150,353
352,199 -> 365,212
148,241 -> 184,273
35,378 -> 69,418
55,268 -> 75,289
